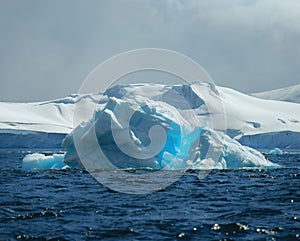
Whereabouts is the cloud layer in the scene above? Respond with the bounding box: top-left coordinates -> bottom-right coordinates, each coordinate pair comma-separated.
0,0 -> 299,101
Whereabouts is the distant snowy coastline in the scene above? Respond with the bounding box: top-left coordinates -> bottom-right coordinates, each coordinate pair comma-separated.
1,83 -> 299,151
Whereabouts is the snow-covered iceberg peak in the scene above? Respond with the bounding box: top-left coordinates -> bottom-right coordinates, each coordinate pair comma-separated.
64,92 -> 203,170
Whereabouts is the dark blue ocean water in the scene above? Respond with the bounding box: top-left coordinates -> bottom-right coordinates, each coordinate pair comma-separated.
0,150 -> 299,241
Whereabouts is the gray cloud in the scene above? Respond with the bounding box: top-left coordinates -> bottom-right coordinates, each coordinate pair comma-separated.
0,0 -> 299,101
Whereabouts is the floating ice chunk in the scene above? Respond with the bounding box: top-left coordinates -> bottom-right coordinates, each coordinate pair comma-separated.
22,153 -> 67,170
269,148 -> 284,155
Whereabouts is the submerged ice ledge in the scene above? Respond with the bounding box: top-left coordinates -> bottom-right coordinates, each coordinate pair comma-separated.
22,83 -> 279,171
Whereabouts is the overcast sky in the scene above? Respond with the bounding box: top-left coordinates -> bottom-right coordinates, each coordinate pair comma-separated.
1,0 -> 300,101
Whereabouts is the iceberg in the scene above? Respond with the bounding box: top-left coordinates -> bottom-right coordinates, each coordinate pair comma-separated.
22,83 -> 277,171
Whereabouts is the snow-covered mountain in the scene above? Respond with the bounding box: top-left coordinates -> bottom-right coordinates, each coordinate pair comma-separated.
0,94 -> 101,148
0,94 -> 104,133
220,87 -> 300,150
251,84 -> 300,104
1,83 -> 300,150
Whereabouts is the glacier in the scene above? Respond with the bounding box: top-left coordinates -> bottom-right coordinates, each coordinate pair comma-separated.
0,130 -> 66,149
22,83 -> 279,170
